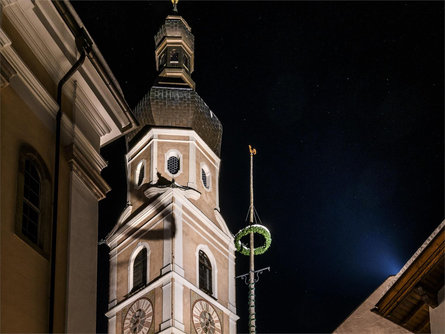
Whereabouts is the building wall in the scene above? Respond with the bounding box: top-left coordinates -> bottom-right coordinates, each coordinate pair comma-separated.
182,210 -> 230,306
52,158 -> 71,333
1,82 -> 69,332
334,276 -> 411,334
128,145 -> 152,209
192,142 -> 219,218
107,128 -> 237,332
114,218 -> 166,304
1,14 -> 56,97
430,286 -> 445,334
127,131 -> 220,224
1,0 -> 136,332
65,173 -> 99,332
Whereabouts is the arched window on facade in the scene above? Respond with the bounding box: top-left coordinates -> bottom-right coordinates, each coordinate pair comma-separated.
199,250 -> 212,294
16,144 -> 51,256
22,160 -> 41,243
132,248 -> 147,291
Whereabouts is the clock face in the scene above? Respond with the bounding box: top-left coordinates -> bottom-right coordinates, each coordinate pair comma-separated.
123,298 -> 153,334
192,300 -> 222,334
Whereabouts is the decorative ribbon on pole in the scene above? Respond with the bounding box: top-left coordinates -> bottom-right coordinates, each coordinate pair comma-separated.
235,146 -> 271,334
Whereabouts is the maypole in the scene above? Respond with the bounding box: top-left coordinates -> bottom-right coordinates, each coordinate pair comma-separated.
248,145 -> 256,333
235,146 -> 272,334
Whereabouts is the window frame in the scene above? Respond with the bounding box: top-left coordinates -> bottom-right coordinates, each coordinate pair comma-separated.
22,160 -> 41,243
165,149 -> 183,178
200,163 -> 211,191
183,53 -> 190,71
169,48 -> 179,64
159,52 -> 166,69
199,250 -> 212,294
195,245 -> 218,298
135,160 -> 146,188
15,144 -> 52,258
128,242 -> 151,293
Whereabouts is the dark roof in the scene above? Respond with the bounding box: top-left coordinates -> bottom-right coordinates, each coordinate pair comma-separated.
128,86 -> 223,156
372,221 -> 445,333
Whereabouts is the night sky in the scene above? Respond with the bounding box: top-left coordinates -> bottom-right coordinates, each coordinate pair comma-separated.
71,1 -> 443,333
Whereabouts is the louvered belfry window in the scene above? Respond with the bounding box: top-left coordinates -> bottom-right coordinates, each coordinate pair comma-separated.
22,160 -> 41,244
133,248 -> 147,291
199,250 -> 212,294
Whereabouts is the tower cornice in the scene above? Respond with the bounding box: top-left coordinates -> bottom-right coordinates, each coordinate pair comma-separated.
127,128 -> 221,166
105,270 -> 239,321
154,15 -> 193,49
106,187 -> 233,253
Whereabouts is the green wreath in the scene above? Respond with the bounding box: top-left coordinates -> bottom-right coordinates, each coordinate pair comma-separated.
234,224 -> 271,256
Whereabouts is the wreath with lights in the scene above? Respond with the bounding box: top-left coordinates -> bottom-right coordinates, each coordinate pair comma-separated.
234,224 -> 272,256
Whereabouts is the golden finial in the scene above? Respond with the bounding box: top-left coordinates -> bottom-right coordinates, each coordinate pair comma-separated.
249,145 -> 257,156
171,0 -> 179,12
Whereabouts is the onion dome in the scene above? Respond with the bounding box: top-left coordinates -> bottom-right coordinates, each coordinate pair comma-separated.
128,13 -> 223,157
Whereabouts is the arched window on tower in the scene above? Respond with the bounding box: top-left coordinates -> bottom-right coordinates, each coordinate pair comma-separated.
132,248 -> 147,291
199,250 -> 212,294
170,48 -> 179,63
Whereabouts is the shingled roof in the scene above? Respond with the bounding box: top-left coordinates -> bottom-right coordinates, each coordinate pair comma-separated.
128,86 -> 223,156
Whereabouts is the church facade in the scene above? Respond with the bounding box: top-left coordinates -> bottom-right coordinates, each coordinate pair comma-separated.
104,10 -> 238,334
1,0 -> 137,332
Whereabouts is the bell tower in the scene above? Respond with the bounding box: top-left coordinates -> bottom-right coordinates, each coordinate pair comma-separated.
104,3 -> 238,334
154,12 -> 195,88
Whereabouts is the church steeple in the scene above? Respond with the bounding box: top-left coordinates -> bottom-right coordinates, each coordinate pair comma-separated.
128,5 -> 222,156
105,2 -> 237,333
154,6 -> 195,89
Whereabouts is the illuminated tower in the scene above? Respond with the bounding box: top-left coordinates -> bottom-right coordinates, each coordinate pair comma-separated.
104,4 -> 238,334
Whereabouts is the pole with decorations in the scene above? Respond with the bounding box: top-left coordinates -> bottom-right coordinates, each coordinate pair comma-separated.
235,146 -> 272,334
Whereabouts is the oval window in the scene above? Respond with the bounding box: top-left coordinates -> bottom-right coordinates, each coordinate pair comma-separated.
136,161 -> 145,186
201,165 -> 211,190
167,156 -> 180,175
